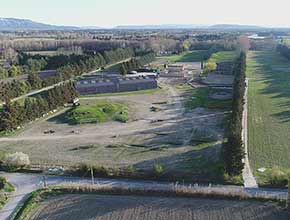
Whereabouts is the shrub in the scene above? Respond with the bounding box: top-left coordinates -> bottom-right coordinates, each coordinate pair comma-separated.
3,152 -> 30,169
267,167 -> 289,187
153,164 -> 164,176
0,176 -> 6,189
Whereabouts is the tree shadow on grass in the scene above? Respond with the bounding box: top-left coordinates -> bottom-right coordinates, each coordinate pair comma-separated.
252,51 -> 290,123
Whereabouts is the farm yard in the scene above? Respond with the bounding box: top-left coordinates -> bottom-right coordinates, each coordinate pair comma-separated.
27,194 -> 288,220
0,75 -> 227,182
247,50 -> 290,184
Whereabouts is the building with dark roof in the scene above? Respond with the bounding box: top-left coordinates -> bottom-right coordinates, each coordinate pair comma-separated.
76,76 -> 157,95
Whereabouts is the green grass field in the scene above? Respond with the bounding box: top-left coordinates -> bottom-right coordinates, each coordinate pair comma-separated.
208,51 -> 239,63
247,50 -> 290,185
158,50 -> 208,62
65,100 -> 128,124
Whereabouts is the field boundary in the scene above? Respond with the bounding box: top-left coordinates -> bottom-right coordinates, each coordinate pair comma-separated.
242,78 -> 258,188
11,183 -> 288,220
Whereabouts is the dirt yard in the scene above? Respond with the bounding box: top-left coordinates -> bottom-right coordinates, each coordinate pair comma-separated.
28,194 -> 288,220
0,78 -> 226,178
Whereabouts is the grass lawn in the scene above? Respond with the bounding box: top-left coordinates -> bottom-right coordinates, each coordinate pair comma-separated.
64,100 -> 129,124
247,50 -> 290,185
208,51 -> 239,63
158,50 -> 208,62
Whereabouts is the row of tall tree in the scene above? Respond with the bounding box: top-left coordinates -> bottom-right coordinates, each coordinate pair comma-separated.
0,82 -> 78,132
120,53 -> 155,75
223,52 -> 246,176
277,44 -> 290,60
0,48 -> 135,101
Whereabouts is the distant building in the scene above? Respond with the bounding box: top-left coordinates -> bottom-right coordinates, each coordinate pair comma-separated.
76,76 -> 157,95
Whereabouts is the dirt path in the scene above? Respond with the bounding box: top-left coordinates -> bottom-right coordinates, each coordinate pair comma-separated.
242,78 -> 258,188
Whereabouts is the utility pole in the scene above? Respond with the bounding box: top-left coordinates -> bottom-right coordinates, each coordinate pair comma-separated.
90,167 -> 94,185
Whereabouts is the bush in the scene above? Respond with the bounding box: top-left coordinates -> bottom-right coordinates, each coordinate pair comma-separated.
3,152 -> 30,169
267,167 -> 289,187
0,176 -> 6,189
153,164 -> 164,176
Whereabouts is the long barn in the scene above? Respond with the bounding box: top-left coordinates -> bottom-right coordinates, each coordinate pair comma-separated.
76,76 -> 157,95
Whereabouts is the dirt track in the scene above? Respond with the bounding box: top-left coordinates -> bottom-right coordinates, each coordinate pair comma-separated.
29,194 -> 288,220
0,78 -> 226,174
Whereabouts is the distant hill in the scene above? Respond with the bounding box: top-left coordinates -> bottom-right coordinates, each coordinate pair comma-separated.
0,18 -> 79,31
114,24 -> 266,30
114,24 -> 209,30
209,24 -> 265,30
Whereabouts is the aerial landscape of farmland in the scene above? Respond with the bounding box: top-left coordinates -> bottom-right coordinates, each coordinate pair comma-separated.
0,0 -> 290,219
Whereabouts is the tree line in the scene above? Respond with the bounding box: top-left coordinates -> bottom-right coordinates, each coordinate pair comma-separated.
120,53 -> 155,75
277,44 -> 290,60
0,48 -> 134,101
223,52 -> 246,176
0,82 -> 78,132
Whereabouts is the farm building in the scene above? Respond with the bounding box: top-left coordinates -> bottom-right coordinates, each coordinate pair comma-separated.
76,76 -> 157,95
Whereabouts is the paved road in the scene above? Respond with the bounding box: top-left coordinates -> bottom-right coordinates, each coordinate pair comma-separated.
242,78 -> 258,188
0,172 -> 288,220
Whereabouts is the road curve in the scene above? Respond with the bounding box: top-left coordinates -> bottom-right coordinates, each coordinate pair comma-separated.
0,172 -> 287,220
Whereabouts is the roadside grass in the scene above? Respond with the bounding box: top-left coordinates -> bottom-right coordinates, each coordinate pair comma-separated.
0,177 -> 15,210
208,51 -> 239,63
247,50 -> 290,186
80,88 -> 162,98
60,100 -> 129,125
157,50 -> 208,62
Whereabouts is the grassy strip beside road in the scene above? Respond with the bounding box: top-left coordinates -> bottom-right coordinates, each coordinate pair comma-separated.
247,50 -> 290,186
80,88 -> 162,98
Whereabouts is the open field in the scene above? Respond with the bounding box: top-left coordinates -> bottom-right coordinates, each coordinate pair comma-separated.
157,50 -> 208,62
28,194 -> 288,220
247,50 -> 290,184
208,51 -> 239,63
0,78 -> 227,181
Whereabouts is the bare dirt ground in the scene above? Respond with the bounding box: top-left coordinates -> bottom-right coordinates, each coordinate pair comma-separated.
28,194 -> 288,220
0,78 -> 226,176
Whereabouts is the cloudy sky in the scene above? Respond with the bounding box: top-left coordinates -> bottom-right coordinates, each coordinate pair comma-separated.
0,0 -> 290,28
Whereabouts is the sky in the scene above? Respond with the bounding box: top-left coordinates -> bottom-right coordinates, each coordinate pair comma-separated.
1,0 -> 290,28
